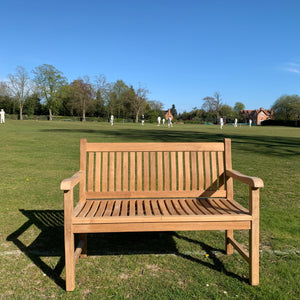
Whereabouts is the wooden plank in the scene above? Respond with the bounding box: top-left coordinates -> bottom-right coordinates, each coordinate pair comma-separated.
150,199 -> 161,216
191,152 -> 197,190
88,152 -> 94,192
137,200 -> 144,216
115,152 -> 122,191
143,152 -> 149,191
86,190 -> 227,199
130,152 -> 136,191
109,152 -> 115,192
164,152 -> 170,191
211,152 -> 218,190
123,152 -> 128,192
157,199 -> 170,215
204,152 -> 211,190
112,200 -> 122,216
95,152 -> 101,192
86,142 -> 225,152
157,152 -> 163,191
120,199 -> 129,216
73,221 -> 251,233
197,152 -> 204,190
94,200 -> 108,217
102,152 -> 108,192
190,199 -> 209,215
184,152 -> 190,190
172,199 -> 187,215
136,152 -> 142,191
177,152 -> 183,191
129,200 -> 136,216
77,201 -> 93,217
103,200 -> 114,216
144,199 -> 152,216
170,152 -> 176,191
150,152 -> 156,191
165,199 -> 178,215
224,138 -> 233,200
207,198 -> 228,215
178,199 -> 196,215
86,201 -> 100,217
218,151 -> 225,190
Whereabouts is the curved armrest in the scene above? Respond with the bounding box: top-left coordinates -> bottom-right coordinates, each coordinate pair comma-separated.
60,171 -> 84,191
226,169 -> 264,188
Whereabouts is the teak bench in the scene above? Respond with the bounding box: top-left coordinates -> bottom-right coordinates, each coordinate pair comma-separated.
61,138 -> 263,291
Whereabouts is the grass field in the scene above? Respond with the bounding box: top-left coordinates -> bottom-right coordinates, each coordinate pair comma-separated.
0,120 -> 299,299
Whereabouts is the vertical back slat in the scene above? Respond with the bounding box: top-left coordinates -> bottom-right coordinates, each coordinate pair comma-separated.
123,152 -> 128,191
191,152 -> 197,190
184,152 -> 190,190
170,152 -> 176,191
136,152 -> 142,191
102,152 -> 108,192
197,152 -> 204,190
218,151 -> 225,190
164,152 -> 170,191
150,152 -> 156,191
211,152 -> 218,190
178,151 -> 183,190
109,152 -> 115,191
204,152 -> 211,190
95,152 -> 101,192
130,152 -> 136,191
157,152 -> 163,191
116,152 -> 122,191
143,152 -> 149,191
88,152 -> 94,192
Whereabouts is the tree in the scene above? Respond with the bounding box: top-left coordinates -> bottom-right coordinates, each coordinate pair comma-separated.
219,105 -> 234,122
69,77 -> 95,121
94,74 -> 109,118
32,64 -> 66,120
132,84 -> 149,123
233,102 -> 245,113
170,104 -> 177,118
7,66 -> 32,120
202,92 -> 222,119
272,95 -> 300,120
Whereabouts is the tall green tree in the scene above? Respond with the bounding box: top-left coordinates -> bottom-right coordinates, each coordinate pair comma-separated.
233,102 -> 245,113
272,95 -> 300,120
7,66 -> 32,120
32,64 -> 66,120
202,92 -> 222,119
70,77 -> 95,121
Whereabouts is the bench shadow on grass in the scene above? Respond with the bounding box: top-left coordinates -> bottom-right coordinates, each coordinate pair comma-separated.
7,209 -> 247,290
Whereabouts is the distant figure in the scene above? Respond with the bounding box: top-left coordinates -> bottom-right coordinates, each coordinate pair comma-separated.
167,116 -> 173,127
157,116 -> 161,126
0,109 -> 5,124
220,117 -> 224,129
110,115 -> 114,126
141,115 -> 145,125
162,118 -> 165,125
234,118 -> 237,128
249,119 -> 252,127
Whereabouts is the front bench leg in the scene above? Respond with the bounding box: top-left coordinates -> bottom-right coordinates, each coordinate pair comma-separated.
225,230 -> 234,255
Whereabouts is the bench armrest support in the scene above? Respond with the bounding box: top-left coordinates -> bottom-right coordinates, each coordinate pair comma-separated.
226,169 -> 264,188
60,171 -> 84,191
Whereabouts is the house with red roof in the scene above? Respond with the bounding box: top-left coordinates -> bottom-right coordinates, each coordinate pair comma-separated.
240,107 -> 273,125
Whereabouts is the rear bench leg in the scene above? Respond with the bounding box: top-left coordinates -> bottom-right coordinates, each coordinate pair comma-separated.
79,233 -> 87,258
225,230 -> 234,255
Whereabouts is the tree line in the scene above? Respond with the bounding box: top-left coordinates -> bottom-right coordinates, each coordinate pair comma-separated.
0,65 -> 299,124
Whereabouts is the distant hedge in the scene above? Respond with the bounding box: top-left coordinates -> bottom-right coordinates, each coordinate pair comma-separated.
261,119 -> 299,127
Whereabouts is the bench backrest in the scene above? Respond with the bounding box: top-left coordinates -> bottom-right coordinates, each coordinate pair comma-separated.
79,138 -> 232,199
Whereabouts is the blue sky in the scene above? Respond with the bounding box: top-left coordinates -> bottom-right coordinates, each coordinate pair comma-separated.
1,0 -> 299,112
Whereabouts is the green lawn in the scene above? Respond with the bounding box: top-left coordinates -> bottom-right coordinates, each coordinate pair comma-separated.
0,120 -> 299,299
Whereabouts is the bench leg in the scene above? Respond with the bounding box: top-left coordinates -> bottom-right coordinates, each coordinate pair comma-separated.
249,221 -> 259,285
225,230 -> 234,255
65,231 -> 75,291
79,233 -> 87,258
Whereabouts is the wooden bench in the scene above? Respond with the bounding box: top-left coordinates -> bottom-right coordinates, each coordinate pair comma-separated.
61,138 -> 263,291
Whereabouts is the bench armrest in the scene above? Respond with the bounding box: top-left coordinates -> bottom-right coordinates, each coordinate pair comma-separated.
60,171 -> 84,191
226,169 -> 264,188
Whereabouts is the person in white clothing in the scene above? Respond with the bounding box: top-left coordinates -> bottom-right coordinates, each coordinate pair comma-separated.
110,115 -> 114,126
249,119 -> 252,127
0,109 -> 5,124
220,117 -> 224,129
234,118 -> 237,128
157,116 -> 161,126
162,118 -> 165,125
